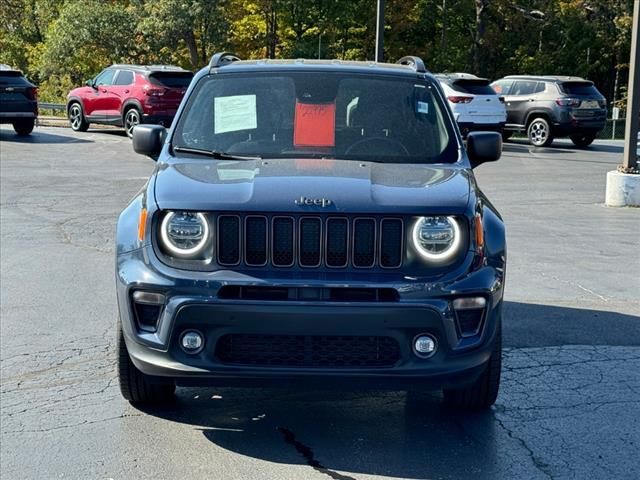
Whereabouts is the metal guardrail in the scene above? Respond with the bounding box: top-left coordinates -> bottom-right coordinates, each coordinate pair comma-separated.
38,102 -> 66,113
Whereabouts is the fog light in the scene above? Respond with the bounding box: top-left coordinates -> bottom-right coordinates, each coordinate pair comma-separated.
413,334 -> 437,358
181,330 -> 204,354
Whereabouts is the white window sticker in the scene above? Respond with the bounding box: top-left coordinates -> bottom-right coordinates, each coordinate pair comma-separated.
417,101 -> 429,114
214,94 -> 257,134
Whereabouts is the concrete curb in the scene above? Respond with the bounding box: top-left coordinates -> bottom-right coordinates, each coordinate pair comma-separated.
36,116 -> 119,130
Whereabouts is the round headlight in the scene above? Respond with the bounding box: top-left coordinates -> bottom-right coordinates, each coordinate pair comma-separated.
412,216 -> 461,262
160,211 -> 209,256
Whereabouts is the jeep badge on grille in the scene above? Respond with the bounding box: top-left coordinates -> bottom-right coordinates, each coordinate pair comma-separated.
294,196 -> 333,207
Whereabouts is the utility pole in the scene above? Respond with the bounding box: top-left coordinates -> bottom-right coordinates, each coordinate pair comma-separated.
375,0 -> 385,62
621,0 -> 639,173
605,0 -> 640,206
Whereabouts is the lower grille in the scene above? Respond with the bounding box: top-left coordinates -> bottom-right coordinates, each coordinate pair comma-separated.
215,334 -> 401,368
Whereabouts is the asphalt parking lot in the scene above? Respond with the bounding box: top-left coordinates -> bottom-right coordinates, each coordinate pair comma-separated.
1,125 -> 639,480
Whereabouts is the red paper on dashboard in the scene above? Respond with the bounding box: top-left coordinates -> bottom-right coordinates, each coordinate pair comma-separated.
293,101 -> 336,147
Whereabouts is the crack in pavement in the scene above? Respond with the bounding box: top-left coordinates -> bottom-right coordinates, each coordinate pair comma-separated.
278,427 -> 357,480
2,412 -> 143,435
493,412 -> 555,480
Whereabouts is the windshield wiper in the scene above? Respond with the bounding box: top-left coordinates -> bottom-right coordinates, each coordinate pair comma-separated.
173,146 -> 261,161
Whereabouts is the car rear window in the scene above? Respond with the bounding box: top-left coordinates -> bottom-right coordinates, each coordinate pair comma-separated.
450,79 -> 496,95
0,72 -> 29,85
150,72 -> 193,89
561,82 -> 599,96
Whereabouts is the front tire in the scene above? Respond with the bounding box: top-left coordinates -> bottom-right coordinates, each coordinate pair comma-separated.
68,102 -> 89,132
443,323 -> 501,411
117,324 -> 175,404
13,118 -> 34,136
124,107 -> 141,138
527,117 -> 553,147
570,134 -> 595,148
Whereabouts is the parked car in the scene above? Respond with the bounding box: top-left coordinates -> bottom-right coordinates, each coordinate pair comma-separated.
435,73 -> 506,137
0,64 -> 38,135
491,75 -> 607,147
115,53 -> 506,411
66,65 -> 193,138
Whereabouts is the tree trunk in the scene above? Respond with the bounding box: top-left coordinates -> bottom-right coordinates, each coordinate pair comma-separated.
473,0 -> 489,74
268,7 -> 278,58
184,30 -> 200,69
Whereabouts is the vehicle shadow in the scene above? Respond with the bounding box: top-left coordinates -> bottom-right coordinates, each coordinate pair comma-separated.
0,128 -> 93,144
140,388 -> 500,479
132,301 -> 639,478
87,128 -> 128,138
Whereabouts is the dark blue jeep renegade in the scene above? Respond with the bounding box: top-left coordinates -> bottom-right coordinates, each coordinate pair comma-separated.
116,53 -> 505,410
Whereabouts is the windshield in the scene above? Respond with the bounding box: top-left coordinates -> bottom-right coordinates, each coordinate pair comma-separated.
173,72 -> 457,163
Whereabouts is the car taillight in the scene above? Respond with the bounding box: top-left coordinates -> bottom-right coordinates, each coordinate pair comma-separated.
144,86 -> 165,96
27,87 -> 38,101
448,95 -> 474,104
555,98 -> 580,107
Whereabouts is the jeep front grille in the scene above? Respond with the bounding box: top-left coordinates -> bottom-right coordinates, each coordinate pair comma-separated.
215,215 -> 404,269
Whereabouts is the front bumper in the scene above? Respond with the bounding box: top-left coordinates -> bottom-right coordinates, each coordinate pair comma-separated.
117,248 -> 504,390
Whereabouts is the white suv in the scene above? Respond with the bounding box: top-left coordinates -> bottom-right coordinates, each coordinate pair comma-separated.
436,73 -> 506,137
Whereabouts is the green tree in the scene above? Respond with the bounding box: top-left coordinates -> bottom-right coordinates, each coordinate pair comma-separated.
35,0 -> 137,83
0,0 -> 61,75
137,0 -> 227,69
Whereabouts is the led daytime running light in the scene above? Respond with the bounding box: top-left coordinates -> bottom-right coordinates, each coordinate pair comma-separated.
160,211 -> 209,256
412,216 -> 461,261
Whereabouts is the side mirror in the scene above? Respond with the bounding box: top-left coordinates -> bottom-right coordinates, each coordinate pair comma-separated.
467,131 -> 502,168
132,124 -> 166,160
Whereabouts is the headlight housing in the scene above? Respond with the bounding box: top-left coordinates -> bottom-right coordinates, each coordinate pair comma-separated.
160,211 -> 210,257
411,216 -> 462,262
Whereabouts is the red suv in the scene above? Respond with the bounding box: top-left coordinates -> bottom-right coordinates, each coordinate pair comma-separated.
66,65 -> 193,137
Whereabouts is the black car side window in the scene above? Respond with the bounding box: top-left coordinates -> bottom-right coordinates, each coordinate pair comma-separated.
114,70 -> 134,86
94,69 -> 116,86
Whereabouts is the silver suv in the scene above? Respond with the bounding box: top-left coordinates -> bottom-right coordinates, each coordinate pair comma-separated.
491,75 -> 606,147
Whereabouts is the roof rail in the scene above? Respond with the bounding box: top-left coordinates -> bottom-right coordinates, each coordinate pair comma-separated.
209,52 -> 241,69
396,56 -> 428,73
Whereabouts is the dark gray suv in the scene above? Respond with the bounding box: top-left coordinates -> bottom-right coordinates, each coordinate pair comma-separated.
117,53 -> 506,411
491,75 -> 606,147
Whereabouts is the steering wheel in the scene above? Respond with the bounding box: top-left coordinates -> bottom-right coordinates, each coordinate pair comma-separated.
345,137 -> 410,156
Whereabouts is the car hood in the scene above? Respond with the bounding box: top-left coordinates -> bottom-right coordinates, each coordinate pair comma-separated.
67,86 -> 92,98
153,157 -> 472,215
